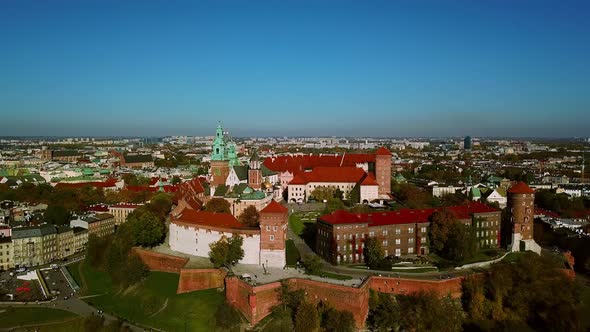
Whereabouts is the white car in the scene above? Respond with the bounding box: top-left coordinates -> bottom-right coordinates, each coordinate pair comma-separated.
50,264 -> 59,269
15,267 -> 27,273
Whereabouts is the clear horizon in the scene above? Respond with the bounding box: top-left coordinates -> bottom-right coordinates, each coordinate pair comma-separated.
1,0 -> 589,137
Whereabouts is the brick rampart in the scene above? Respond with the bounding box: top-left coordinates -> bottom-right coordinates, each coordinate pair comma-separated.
177,269 -> 227,294
369,276 -> 463,298
132,248 -> 188,273
226,275 -> 465,328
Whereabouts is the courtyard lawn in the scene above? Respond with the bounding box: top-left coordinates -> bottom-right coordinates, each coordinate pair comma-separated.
289,212 -> 319,236
77,260 -> 225,331
66,263 -> 83,289
0,307 -> 78,329
286,240 -> 301,266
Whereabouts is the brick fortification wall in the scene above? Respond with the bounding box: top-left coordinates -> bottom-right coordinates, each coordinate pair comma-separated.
177,269 -> 227,294
369,276 -> 463,298
226,275 -> 463,328
133,248 -> 189,273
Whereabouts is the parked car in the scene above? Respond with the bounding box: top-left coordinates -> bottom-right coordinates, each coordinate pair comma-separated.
50,264 -> 59,269
15,267 -> 27,273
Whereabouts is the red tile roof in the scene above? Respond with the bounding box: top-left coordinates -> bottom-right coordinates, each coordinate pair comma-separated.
375,147 -> 392,156
261,200 -> 288,214
361,174 -> 378,186
263,153 -> 376,175
508,181 -> 535,194
319,202 -> 499,226
173,209 -> 253,229
288,167 -> 367,185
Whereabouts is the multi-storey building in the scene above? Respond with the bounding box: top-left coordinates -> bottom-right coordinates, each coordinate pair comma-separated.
70,213 -> 115,238
316,202 -> 501,265
56,225 -> 75,259
0,237 -> 13,271
12,224 -> 58,267
108,203 -> 142,225
72,227 -> 88,253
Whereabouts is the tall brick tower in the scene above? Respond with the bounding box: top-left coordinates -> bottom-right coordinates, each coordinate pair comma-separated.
248,150 -> 262,190
507,181 -> 541,254
259,200 -> 288,268
375,147 -> 392,197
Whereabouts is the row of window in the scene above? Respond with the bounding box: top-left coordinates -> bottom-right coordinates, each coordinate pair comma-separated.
477,230 -> 498,238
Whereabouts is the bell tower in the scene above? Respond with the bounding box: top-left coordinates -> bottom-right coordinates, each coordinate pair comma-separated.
210,122 -> 230,186
248,150 -> 262,190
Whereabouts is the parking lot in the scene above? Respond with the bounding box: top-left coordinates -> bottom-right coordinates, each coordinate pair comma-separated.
41,267 -> 75,299
0,270 -> 45,302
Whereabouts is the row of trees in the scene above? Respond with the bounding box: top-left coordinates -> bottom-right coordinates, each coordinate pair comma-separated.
461,253 -> 584,331
535,190 -> 590,218
86,193 -> 172,287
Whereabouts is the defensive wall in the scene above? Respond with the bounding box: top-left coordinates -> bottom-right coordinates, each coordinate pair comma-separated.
133,247 -> 467,328
133,248 -> 189,273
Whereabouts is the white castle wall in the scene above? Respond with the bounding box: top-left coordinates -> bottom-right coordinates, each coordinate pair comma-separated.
169,223 -> 261,265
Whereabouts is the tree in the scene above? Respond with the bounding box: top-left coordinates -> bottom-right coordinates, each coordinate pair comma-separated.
301,254 -> 322,275
238,205 -> 260,227
323,198 -> 345,215
294,301 -> 320,332
126,208 -> 166,247
367,291 -> 400,331
319,303 -> 355,332
397,292 -> 464,332
363,237 -> 384,269
43,204 -> 70,225
310,186 -> 336,202
277,281 -> 305,313
204,198 -> 231,214
428,209 -> 455,252
209,234 -> 244,268
171,176 -> 181,185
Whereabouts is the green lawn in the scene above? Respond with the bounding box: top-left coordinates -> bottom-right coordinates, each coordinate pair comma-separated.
285,240 -> 301,266
66,263 -> 83,289
289,212 -> 319,236
77,260 -> 225,331
0,307 -> 78,329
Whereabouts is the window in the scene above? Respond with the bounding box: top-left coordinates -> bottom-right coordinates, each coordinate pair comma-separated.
408,227 -> 414,234
270,235 -> 275,241
421,227 -> 427,233
266,226 -> 270,231
395,249 -> 401,256
408,247 -> 414,254
337,245 -> 340,252
395,238 -> 401,245
421,237 -> 426,243
383,240 -> 388,246
369,231 -> 375,237
273,226 -> 277,231
408,238 -> 414,244
382,230 -> 388,236
395,228 -> 401,235
337,235 -> 340,240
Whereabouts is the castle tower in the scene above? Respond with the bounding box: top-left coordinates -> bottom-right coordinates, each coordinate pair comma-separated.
248,150 -> 262,190
375,147 -> 392,197
259,200 -> 288,268
507,181 -> 541,254
210,123 -> 230,186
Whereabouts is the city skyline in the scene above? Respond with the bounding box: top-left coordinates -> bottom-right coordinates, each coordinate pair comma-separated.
2,0 -> 589,137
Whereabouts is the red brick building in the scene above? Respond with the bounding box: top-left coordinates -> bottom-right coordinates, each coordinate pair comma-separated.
316,202 -> 501,264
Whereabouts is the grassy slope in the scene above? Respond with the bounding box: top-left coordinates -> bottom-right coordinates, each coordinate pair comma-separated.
76,260 -> 224,331
285,240 -> 301,266
0,307 -> 78,329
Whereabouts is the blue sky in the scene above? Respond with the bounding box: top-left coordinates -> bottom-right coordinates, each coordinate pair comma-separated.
1,0 -> 589,137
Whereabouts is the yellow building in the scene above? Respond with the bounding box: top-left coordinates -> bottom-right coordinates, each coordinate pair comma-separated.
12,224 -> 58,268
0,237 -> 13,271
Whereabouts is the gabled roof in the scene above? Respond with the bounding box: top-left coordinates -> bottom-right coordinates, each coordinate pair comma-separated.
261,164 -> 276,177
261,200 -> 288,214
508,181 -> 535,194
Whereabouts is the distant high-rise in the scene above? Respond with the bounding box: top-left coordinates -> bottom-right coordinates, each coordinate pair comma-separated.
464,136 -> 472,150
